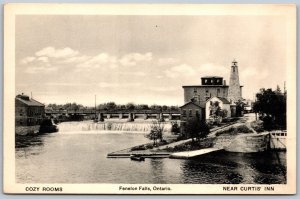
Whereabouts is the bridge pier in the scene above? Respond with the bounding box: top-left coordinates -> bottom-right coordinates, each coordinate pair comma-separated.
168,114 -> 173,120
98,113 -> 104,122
127,113 -> 134,122
159,113 -> 165,122
156,113 -> 160,120
156,113 -> 165,122
119,113 -> 123,119
143,114 -> 148,120
107,114 -> 111,119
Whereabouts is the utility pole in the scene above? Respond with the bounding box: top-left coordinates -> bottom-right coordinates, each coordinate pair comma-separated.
95,95 -> 97,119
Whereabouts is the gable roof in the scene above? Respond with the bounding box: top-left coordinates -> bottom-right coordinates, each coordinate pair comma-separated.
16,97 -> 45,107
206,97 -> 230,104
179,101 -> 205,109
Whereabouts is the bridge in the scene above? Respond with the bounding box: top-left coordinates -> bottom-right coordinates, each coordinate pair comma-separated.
45,109 -> 181,121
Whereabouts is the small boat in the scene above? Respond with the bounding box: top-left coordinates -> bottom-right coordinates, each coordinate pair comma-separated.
130,155 -> 145,161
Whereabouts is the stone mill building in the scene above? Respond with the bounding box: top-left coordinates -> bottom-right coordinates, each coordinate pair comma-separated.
180,60 -> 243,121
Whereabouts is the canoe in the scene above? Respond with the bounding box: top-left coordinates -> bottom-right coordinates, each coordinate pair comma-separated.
130,155 -> 145,161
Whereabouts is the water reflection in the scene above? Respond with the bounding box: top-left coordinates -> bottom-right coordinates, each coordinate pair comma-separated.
16,135 -> 44,149
180,151 -> 286,184
15,131 -> 286,184
149,159 -> 167,184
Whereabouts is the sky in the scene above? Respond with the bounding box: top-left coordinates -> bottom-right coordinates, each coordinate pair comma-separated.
16,15 -> 287,106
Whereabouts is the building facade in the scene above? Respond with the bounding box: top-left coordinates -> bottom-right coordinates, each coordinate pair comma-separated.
183,76 -> 229,105
15,94 -> 45,126
181,60 -> 243,120
205,97 -> 231,120
179,101 -> 205,121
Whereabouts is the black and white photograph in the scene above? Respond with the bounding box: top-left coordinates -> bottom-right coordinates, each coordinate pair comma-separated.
3,4 -> 296,194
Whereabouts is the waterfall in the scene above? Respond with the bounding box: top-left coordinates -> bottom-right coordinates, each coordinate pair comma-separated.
57,120 -> 172,133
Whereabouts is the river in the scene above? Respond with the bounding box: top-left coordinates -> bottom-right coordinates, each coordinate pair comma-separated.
15,121 -> 286,184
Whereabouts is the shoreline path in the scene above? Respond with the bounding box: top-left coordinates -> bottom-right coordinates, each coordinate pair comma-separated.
107,113 -> 257,157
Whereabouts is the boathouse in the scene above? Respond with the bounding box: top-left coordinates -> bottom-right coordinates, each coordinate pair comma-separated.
179,101 -> 205,122
15,94 -> 45,126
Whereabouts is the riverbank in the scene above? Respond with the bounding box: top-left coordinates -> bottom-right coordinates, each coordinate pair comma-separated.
107,114 -> 285,158
107,120 -> 241,158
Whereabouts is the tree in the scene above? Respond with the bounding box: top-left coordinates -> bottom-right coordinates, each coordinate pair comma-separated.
209,101 -> 226,124
136,104 -> 149,110
253,88 -> 286,130
184,118 -> 210,142
146,120 -> 165,146
162,105 -> 168,111
235,100 -> 244,117
170,121 -> 180,134
125,103 -> 135,110
106,102 -> 117,110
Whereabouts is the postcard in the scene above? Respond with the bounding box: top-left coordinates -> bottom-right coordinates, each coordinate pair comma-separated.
3,4 -> 296,194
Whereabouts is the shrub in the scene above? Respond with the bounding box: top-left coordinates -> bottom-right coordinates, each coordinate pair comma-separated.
130,145 -> 146,151
215,125 -> 252,136
170,121 -> 180,134
251,120 -> 264,133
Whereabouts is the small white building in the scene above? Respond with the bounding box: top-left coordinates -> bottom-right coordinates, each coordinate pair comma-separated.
205,97 -> 231,120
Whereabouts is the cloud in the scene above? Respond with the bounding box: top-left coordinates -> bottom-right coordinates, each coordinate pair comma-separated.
35,47 -> 79,58
147,86 -> 177,92
164,64 -> 196,78
20,47 -> 155,74
196,63 -> 229,79
76,53 -> 118,70
25,65 -> 57,74
241,67 -> 268,80
21,56 -> 36,64
37,56 -> 49,63
119,52 -> 152,66
62,55 -> 91,64
98,82 -> 141,88
121,71 -> 147,76
158,57 -> 178,66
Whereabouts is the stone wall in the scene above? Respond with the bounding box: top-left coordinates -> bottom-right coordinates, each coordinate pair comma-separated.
183,86 -> 228,104
225,132 -> 269,153
15,125 -> 40,135
213,135 -> 235,149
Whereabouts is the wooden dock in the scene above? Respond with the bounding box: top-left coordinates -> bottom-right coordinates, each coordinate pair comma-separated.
169,148 -> 223,159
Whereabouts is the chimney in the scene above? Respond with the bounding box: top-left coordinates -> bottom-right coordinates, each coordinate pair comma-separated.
223,80 -> 226,85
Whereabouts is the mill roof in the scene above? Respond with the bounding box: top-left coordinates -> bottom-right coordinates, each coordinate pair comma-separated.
179,101 -> 206,109
201,76 -> 223,79
182,85 -> 229,88
206,97 -> 230,104
16,95 -> 45,107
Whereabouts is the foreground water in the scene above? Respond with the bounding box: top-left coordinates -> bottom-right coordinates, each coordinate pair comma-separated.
16,122 -> 286,184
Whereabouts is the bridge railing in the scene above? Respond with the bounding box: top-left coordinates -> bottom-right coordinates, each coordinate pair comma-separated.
45,109 -> 181,115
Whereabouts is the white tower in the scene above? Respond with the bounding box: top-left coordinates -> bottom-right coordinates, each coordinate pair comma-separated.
227,59 -> 242,103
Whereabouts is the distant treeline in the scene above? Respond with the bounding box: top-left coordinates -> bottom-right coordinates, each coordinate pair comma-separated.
46,102 -> 179,111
